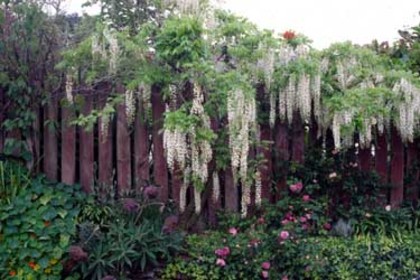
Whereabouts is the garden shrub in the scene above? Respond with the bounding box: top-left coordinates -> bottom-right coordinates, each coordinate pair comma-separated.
162,229 -> 420,280
69,192 -> 184,280
0,176 -> 85,279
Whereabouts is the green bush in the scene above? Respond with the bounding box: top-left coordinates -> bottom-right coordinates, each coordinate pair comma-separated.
274,234 -> 420,280
0,176 -> 85,279
70,194 -> 184,280
162,229 -> 420,280
0,160 -> 31,203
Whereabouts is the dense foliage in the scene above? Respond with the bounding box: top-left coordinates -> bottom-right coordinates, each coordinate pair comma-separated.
0,174 -> 85,279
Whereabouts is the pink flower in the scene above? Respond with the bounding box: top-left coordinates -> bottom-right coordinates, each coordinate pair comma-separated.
262,270 -> 269,278
281,219 -> 290,225
300,216 -> 308,223
228,227 -> 238,236
122,198 -> 139,213
215,247 -> 230,258
285,212 -> 294,220
282,276 -> 289,280
302,223 -> 309,230
144,185 -> 159,199
289,182 -> 303,193
302,195 -> 310,202
261,262 -> 271,270
323,223 -> 332,231
279,230 -> 290,240
257,217 -> 265,225
216,258 -> 226,267
305,213 -> 312,220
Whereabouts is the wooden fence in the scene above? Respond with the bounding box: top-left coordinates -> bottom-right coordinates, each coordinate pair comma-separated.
0,87 -> 419,219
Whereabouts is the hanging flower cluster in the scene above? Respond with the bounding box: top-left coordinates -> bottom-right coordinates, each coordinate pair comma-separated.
163,82 -> 212,213
65,74 -> 74,103
125,89 -> 136,126
393,78 -> 420,143
102,28 -> 120,73
227,88 -> 257,217
254,170 -> 262,206
212,171 -> 220,203
277,45 -> 321,125
256,45 -> 276,126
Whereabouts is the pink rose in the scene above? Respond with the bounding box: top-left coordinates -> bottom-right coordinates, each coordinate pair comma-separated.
289,182 -> 303,193
282,276 -> 289,280
228,227 -> 238,236
300,216 -> 308,223
279,230 -> 290,240
261,261 -> 271,270
285,212 -> 294,220
262,270 -> 269,278
216,258 -> 226,267
305,213 -> 312,220
215,247 -> 230,258
302,195 -> 310,202
281,219 -> 290,225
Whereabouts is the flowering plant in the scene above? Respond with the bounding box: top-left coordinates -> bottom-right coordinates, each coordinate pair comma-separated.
0,177 -> 85,279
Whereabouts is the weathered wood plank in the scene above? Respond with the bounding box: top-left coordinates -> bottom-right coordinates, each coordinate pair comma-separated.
406,141 -> 419,205
224,166 -> 238,212
79,95 -> 94,193
358,147 -> 372,171
43,99 -> 58,181
98,93 -> 114,193
151,85 -> 168,201
134,98 -> 149,192
61,104 -> 76,185
390,127 -> 404,207
116,93 -> 132,196
291,112 -> 304,164
259,123 -> 272,202
274,121 -> 289,199
375,131 -> 388,204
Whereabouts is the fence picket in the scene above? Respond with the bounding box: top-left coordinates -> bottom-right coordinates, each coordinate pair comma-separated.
61,105 -> 76,185
116,95 -> 132,196
390,126 -> 404,207
79,95 -> 94,193
151,85 -> 169,201
43,99 -> 58,181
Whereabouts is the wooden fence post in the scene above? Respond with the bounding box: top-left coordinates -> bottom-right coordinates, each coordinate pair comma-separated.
358,147 -> 372,171
291,112 -> 304,164
116,91 -> 132,196
61,103 -> 76,185
406,141 -> 419,205
43,98 -> 58,181
80,94 -> 94,193
98,92 -> 114,194
151,84 -> 169,202
390,127 -> 404,207
259,123 -> 273,202
224,166 -> 238,212
134,98 -> 149,192
274,121 -> 289,199
375,131 -> 388,203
